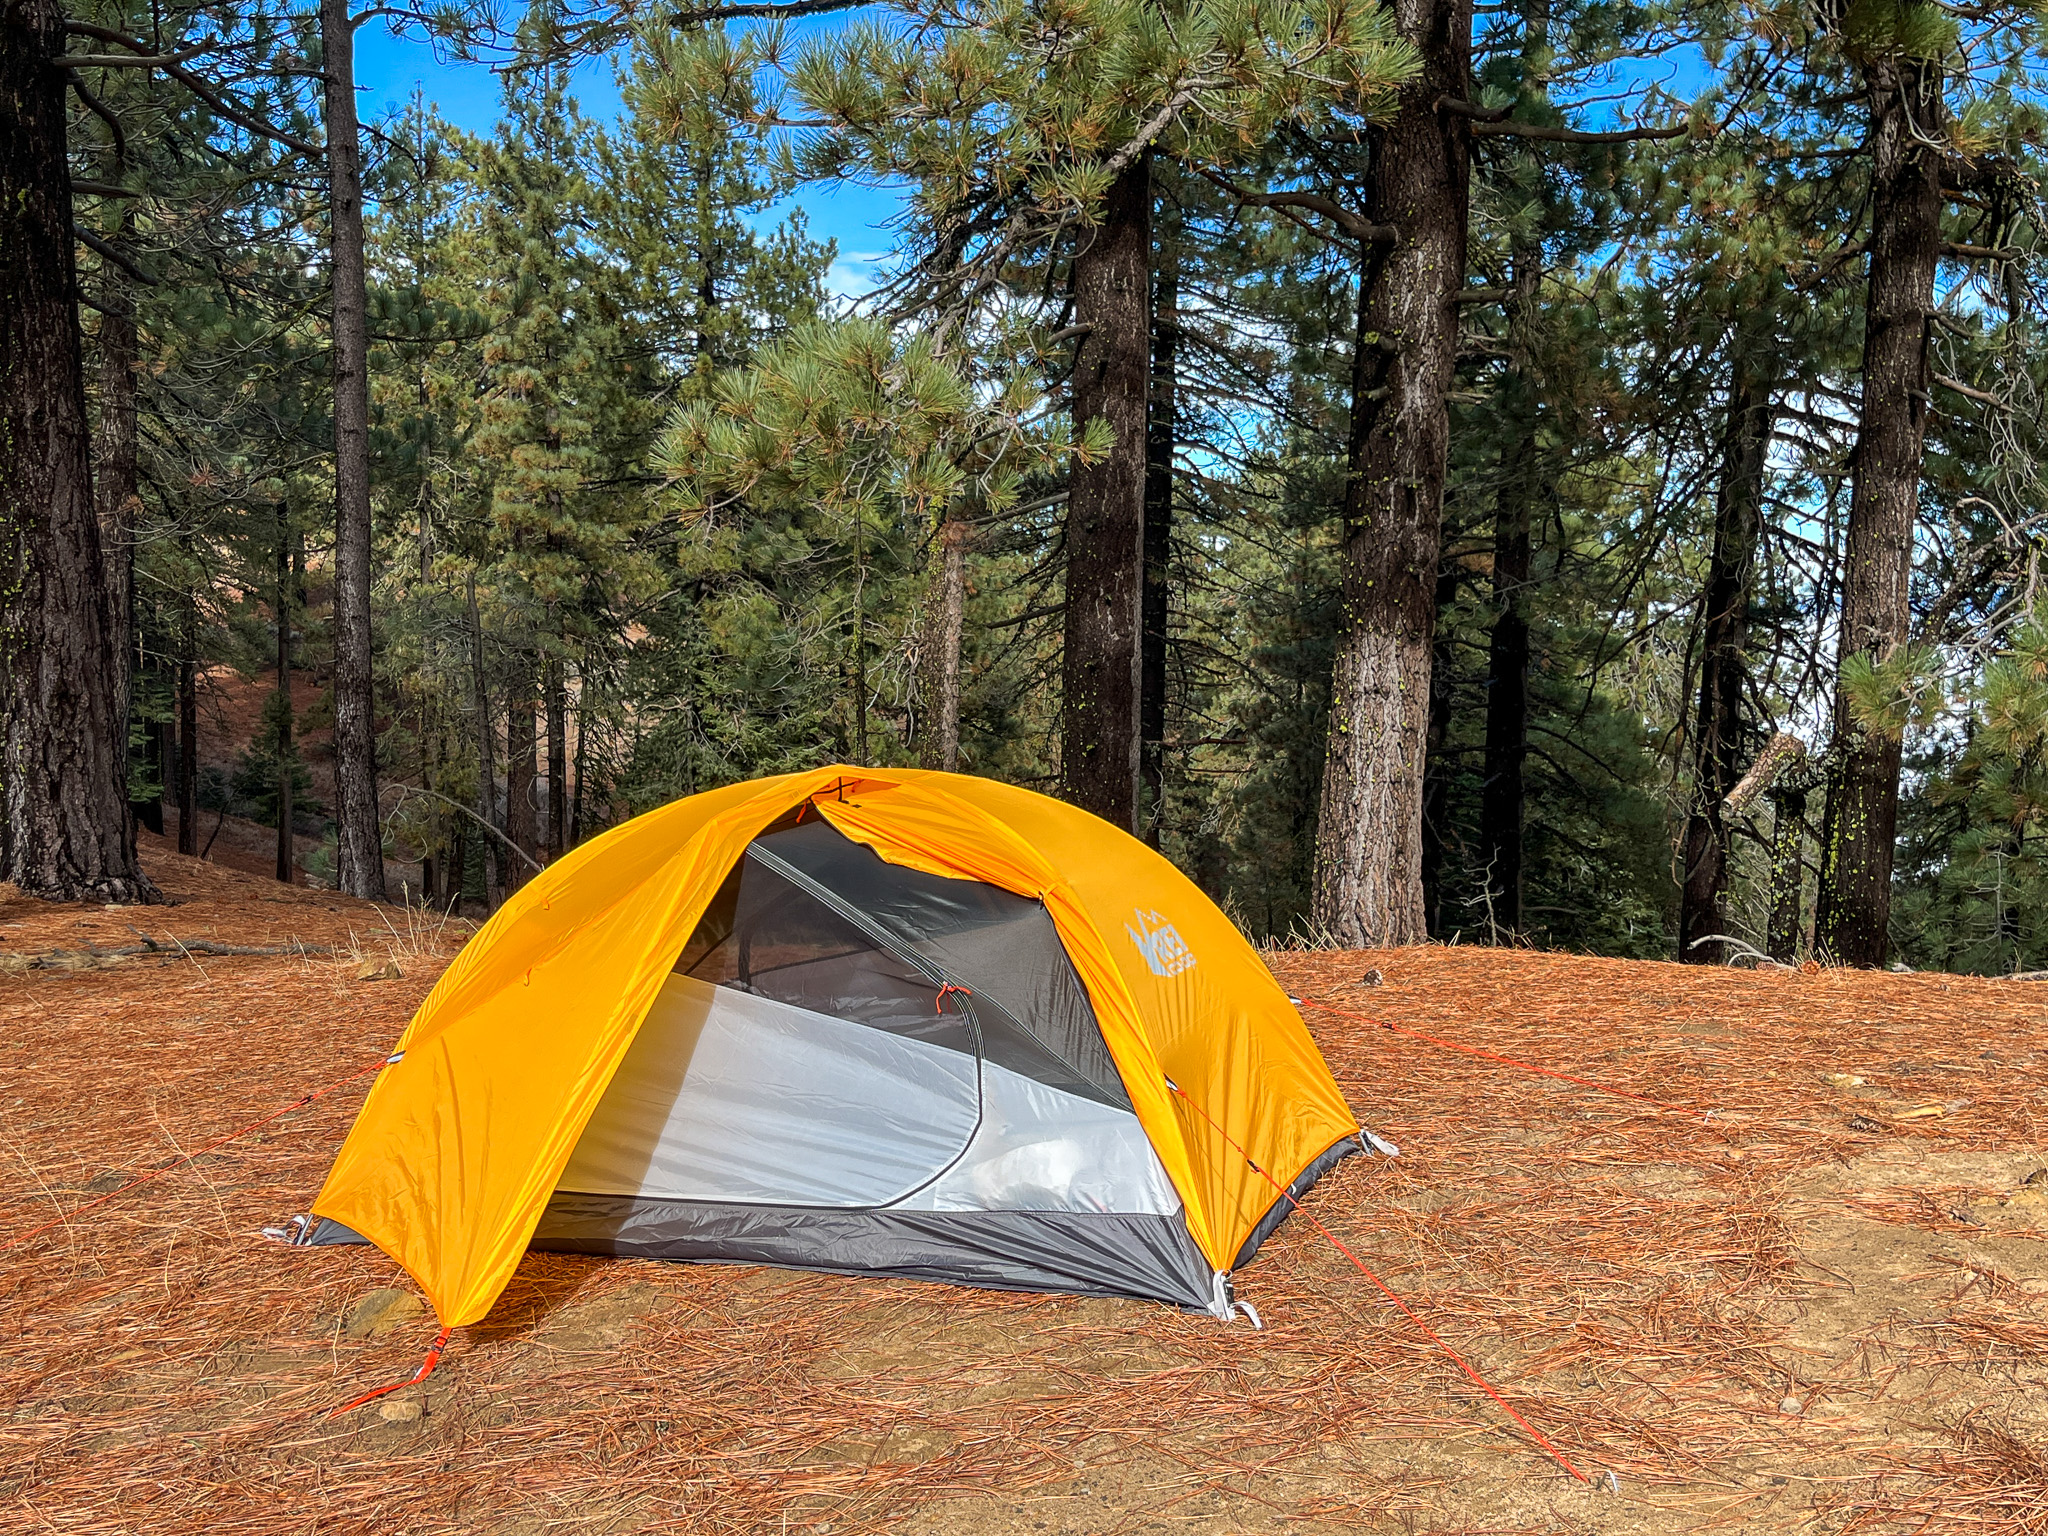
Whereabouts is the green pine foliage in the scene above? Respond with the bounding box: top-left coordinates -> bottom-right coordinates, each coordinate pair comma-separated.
55,0 -> 2048,972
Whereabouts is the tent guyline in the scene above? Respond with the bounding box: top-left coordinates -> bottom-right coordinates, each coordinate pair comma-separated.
0,1051 -> 397,1255
1164,1075 -> 1593,1485
327,1325 -> 454,1419
1297,999 -> 1719,1126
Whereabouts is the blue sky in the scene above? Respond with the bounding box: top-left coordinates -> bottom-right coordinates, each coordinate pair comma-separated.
352,20 -> 904,296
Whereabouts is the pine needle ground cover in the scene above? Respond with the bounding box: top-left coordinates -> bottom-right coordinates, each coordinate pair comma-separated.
2,852 -> 2045,1535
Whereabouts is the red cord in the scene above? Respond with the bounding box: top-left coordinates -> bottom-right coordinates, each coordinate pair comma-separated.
325,1325 -> 454,1419
935,983 -> 973,1013
1167,1078 -> 1592,1484
0,1053 -> 394,1253
1299,998 -> 1711,1123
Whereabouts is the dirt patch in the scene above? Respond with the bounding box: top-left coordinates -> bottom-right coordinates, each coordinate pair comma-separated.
4,886 -> 2048,1533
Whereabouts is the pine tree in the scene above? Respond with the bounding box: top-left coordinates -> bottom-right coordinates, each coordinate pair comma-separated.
768,0 -> 1416,829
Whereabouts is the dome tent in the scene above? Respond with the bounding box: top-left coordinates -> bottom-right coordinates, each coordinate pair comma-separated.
305,767 -> 1371,1324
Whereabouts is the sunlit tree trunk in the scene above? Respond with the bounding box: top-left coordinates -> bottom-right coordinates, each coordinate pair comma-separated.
1313,0 -> 1471,947
1815,57 -> 1942,967
1139,228 -> 1178,847
1061,151 -> 1152,830
925,517 -> 969,773
1479,375 -> 1537,936
321,0 -> 385,899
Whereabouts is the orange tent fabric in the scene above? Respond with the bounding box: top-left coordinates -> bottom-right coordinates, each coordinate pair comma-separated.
314,768 -> 1359,1326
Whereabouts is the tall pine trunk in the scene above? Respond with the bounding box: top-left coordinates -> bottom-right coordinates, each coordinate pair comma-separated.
1768,785 -> 1807,961
926,517 -> 969,773
1679,366 -> 1773,962
1419,560 -> 1459,935
569,684 -> 589,845
1474,0 -> 1554,940
96,222 -> 140,832
1139,231 -> 1178,847
1479,342 -> 1538,935
545,656 -> 567,860
1061,151 -> 1152,830
1815,58 -> 1943,966
275,516 -> 295,884
466,578 -> 503,911
1313,0 -> 1471,947
177,582 -> 198,855
506,664 -> 537,882
0,0 -> 156,903
322,0 -> 384,899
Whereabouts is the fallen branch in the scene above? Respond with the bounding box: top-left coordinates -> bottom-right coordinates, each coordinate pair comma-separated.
1724,732 -> 1808,820
1685,933 -> 1793,970
0,937 -> 334,971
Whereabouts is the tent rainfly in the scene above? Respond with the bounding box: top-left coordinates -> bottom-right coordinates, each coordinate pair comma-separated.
301,767 -> 1380,1324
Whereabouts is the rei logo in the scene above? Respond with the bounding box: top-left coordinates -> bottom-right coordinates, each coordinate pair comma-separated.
1127,909 -> 1196,978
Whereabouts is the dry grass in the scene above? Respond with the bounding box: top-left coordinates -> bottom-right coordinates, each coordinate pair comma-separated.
0,859 -> 2044,1533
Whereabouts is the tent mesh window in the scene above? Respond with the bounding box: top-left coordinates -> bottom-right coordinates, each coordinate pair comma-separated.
679,819 -> 1130,1108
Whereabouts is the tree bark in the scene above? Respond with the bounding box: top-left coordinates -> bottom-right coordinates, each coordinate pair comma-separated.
1312,0 -> 1471,947
1814,58 -> 1943,967
1420,560 -> 1459,936
1473,0 -> 1554,941
466,578 -> 503,911
0,0 -> 157,904
322,0 -> 384,900
1768,785 -> 1807,962
1139,228 -> 1178,847
545,654 -> 567,860
97,217 -> 140,835
421,722 -> 438,902
506,662 -> 537,881
1679,366 -> 1773,962
177,587 -> 197,856
1061,151 -> 1152,831
275,514 -> 294,884
1478,327 -> 1538,936
926,517 -> 969,773
570,679 -> 589,845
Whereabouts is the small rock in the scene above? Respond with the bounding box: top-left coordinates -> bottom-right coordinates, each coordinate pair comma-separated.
1824,1073 -> 1865,1088
378,1397 -> 422,1423
345,1287 -> 424,1339
1779,1396 -> 1804,1416
1360,968 -> 1383,987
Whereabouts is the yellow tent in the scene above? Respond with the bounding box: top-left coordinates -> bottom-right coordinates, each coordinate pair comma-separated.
309,767 -> 1365,1325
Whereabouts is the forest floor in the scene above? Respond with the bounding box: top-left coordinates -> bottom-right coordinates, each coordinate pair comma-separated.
2,850 -> 2046,1535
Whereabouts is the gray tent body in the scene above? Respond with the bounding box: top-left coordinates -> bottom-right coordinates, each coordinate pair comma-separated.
306,816 -> 1360,1313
